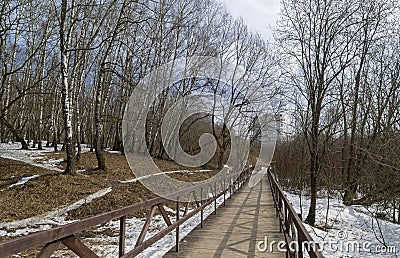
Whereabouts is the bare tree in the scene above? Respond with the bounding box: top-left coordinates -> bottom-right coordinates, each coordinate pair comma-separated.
59,0 -> 77,175
276,0 -> 361,225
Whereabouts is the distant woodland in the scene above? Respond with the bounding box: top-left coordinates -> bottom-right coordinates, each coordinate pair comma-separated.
0,0 -> 276,173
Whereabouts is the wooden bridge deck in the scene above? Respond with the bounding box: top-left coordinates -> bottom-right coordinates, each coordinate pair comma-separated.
164,178 -> 286,257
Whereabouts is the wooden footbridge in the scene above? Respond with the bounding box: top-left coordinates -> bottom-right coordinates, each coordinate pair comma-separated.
0,168 -> 324,258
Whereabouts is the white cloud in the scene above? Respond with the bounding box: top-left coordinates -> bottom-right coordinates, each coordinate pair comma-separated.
220,0 -> 281,41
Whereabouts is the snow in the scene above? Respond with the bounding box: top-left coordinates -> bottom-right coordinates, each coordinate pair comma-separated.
8,174 -> 40,188
119,170 -> 212,184
0,142 -> 90,172
105,148 -> 122,154
283,190 -> 400,257
0,142 -> 62,172
0,187 -> 112,236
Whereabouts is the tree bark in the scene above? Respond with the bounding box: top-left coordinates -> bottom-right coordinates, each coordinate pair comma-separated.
94,79 -> 106,170
60,0 -> 77,175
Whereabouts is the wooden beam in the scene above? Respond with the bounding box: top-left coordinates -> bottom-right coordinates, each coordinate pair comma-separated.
176,200 -> 180,252
119,216 -> 126,257
135,205 -> 157,247
36,240 -> 61,258
192,191 -> 201,208
183,201 -> 190,217
62,235 -> 99,258
157,204 -> 172,226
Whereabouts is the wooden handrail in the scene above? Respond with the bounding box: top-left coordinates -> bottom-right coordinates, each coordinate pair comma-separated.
267,170 -> 325,258
0,168 -> 253,258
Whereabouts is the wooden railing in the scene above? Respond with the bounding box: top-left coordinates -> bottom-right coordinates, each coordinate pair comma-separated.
0,168 -> 253,258
267,170 -> 325,258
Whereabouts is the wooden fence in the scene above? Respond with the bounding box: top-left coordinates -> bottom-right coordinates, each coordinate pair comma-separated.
0,168 -> 252,258
268,170 -> 325,258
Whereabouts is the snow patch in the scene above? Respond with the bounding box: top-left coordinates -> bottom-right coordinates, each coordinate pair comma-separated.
119,169 -> 212,184
284,190 -> 400,257
0,142 -> 91,172
8,174 -> 40,188
0,187 -> 112,235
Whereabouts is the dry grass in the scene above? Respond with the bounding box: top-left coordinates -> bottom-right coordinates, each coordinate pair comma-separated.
0,157 -> 57,188
65,180 -> 157,220
0,170 -> 108,223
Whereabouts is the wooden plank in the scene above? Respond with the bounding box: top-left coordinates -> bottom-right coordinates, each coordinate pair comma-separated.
119,216 -> 126,257
36,240 -> 61,258
135,205 -> 157,247
176,200 -> 180,252
62,235 -> 99,258
158,204 -> 172,226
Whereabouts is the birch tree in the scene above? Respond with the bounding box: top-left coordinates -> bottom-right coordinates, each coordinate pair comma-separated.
59,0 -> 77,175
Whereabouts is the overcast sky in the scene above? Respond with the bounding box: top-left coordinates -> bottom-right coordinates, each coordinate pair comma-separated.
220,0 -> 281,41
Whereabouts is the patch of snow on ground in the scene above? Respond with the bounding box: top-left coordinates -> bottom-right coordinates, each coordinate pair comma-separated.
0,142 -> 91,172
0,187 -> 113,237
119,170 -> 213,184
283,190 -> 400,257
104,148 -> 121,154
8,174 -> 40,188
0,142 -> 62,171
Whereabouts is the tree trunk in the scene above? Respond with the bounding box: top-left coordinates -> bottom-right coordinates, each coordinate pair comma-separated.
305,112 -> 320,226
37,22 -> 49,151
0,116 -> 28,149
94,79 -> 106,170
60,0 -> 77,175
305,157 -> 318,225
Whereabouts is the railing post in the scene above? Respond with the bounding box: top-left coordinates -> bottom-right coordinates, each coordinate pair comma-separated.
284,204 -> 288,228
200,188 -> 203,228
279,195 -> 283,233
214,182 -> 217,215
298,235 -> 304,258
119,216 -> 126,257
176,198 -> 180,252
229,177 -> 232,199
223,179 -> 226,206
276,192 -> 279,217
